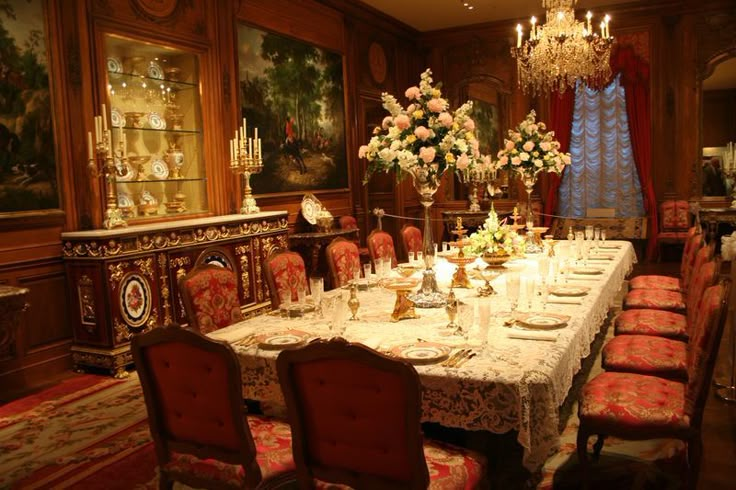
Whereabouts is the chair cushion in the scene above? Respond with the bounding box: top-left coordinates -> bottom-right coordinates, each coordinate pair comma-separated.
629,275 -> 682,292
312,439 -> 486,490
163,415 -> 295,486
614,309 -> 688,340
602,335 -> 687,380
623,289 -> 686,313
579,372 -> 689,433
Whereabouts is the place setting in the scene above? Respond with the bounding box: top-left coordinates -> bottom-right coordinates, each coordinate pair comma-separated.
503,311 -> 570,341
547,284 -> 589,305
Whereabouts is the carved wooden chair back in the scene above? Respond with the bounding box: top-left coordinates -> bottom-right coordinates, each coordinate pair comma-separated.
325,238 -> 361,289
178,264 -> 243,334
263,248 -> 309,309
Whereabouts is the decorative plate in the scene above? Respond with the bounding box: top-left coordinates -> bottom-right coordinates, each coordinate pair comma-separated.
200,251 -> 232,269
148,112 -> 166,130
571,267 -> 604,275
514,312 -> 570,330
147,61 -> 164,80
300,193 -> 322,225
150,159 -> 169,179
139,189 -> 158,205
118,273 -> 152,328
549,285 -> 590,297
256,330 -> 309,350
389,342 -> 451,365
111,108 -> 123,128
107,56 -> 123,76
117,192 -> 134,208
115,158 -> 137,182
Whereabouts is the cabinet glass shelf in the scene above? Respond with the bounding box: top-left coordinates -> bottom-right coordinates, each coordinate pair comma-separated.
118,177 -> 207,184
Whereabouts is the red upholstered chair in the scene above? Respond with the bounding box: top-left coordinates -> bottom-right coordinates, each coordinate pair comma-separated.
400,224 -> 423,261
367,229 -> 398,268
655,199 -> 691,260
325,238 -> 361,289
629,228 -> 701,292
275,337 -> 488,489
130,325 -> 295,490
339,215 -> 370,263
178,265 -> 243,334
577,282 -> 730,489
263,248 -> 309,309
616,257 -> 719,340
622,241 -> 714,313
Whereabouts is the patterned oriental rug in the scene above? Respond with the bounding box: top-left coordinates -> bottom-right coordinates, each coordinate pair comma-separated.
0,328 -> 688,489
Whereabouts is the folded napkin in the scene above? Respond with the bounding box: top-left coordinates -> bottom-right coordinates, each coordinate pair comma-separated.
507,330 -> 557,341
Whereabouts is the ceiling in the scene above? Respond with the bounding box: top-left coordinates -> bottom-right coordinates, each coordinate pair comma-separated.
360,0 -> 636,32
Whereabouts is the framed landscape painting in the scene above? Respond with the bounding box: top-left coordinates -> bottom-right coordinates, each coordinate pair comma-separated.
0,0 -> 59,213
237,24 -> 348,194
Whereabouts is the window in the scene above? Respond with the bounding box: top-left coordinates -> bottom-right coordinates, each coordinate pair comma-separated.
558,75 -> 645,218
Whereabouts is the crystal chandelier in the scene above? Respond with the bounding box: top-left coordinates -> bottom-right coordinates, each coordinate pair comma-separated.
510,0 -> 614,96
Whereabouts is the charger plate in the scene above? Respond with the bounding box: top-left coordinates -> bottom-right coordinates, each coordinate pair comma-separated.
549,285 -> 590,297
514,312 -> 570,330
389,342 -> 451,365
256,330 -> 310,350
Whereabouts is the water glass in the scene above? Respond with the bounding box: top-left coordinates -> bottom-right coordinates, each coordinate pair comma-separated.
601,229 -> 607,243
457,302 -> 474,341
585,225 -> 594,241
297,286 -> 307,305
416,251 -> 424,265
506,273 -> 521,313
538,256 -> 550,284
309,277 -> 324,304
523,276 -> 536,310
593,226 -> 601,246
280,289 -> 292,316
442,241 -> 450,253
331,296 -> 347,335
363,263 -> 372,281
477,299 -> 491,349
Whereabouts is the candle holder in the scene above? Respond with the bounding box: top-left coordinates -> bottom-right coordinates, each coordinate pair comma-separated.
445,217 -> 475,289
87,105 -> 128,229
230,119 -> 263,214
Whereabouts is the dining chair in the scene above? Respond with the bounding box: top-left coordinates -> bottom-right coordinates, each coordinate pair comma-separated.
178,264 -> 243,334
400,224 -> 423,261
338,215 -> 371,263
629,227 -> 701,292
577,281 -> 730,490
614,257 -> 719,341
325,237 -> 361,289
622,241 -> 715,313
367,229 -> 398,268
130,325 -> 295,490
655,199 -> 691,261
602,259 -> 719,380
275,337 -> 488,489
263,248 -> 309,309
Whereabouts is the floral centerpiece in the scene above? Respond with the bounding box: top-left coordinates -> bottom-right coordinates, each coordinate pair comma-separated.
358,69 -> 482,308
465,207 -> 524,260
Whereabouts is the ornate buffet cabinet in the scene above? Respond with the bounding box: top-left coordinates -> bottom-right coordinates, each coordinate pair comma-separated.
61,212 -> 288,377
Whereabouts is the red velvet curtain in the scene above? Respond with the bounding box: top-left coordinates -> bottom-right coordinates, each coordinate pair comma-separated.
609,45 -> 658,260
543,90 -> 575,227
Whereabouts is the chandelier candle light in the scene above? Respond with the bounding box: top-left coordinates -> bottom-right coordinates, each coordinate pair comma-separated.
511,0 -> 614,95
229,119 -> 263,214
359,69 -> 481,308
87,104 -> 128,229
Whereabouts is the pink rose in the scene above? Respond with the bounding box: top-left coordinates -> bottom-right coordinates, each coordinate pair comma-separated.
523,141 -> 535,152
438,112 -> 453,127
539,142 -> 551,152
394,114 -> 411,130
456,153 -> 469,170
562,154 -> 572,165
427,98 -> 446,113
414,126 -> 431,141
405,86 -> 421,100
505,139 -> 515,150
358,145 -> 369,159
382,116 -> 393,129
511,156 -> 522,166
419,146 -> 436,164
463,119 -> 476,131
499,156 -> 509,166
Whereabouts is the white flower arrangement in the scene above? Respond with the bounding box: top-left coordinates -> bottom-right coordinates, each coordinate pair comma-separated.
465,207 -> 524,256
494,110 -> 571,179
359,69 -> 480,184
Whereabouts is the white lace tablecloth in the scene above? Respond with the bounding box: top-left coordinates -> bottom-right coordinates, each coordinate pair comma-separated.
211,241 -> 636,470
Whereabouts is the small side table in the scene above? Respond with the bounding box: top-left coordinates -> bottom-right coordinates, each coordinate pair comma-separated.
0,285 -> 29,360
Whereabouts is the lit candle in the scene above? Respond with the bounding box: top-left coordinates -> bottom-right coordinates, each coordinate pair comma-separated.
254,127 -> 258,144
258,138 -> 262,159
106,129 -> 113,157
249,137 -> 253,159
230,139 -> 234,162
87,131 -> 94,160
586,11 -> 592,33
530,16 -> 537,40
94,116 -> 101,143
516,24 -> 522,48
101,104 -> 107,131
604,15 -> 611,38
242,118 -> 247,141
600,21 -> 605,38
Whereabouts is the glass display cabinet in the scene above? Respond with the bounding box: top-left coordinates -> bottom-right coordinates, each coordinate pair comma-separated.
104,33 -> 208,220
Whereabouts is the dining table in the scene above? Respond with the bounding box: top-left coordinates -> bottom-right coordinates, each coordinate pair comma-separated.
210,240 -> 637,471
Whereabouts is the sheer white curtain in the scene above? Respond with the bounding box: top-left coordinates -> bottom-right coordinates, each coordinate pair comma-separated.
558,75 -> 645,218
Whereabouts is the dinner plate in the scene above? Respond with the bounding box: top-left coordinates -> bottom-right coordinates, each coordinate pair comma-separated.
514,312 -> 570,330
111,108 -> 123,128
107,56 -> 123,77
150,159 -> 169,179
148,112 -> 166,130
300,193 -> 322,225
256,330 -> 309,350
117,192 -> 134,208
389,342 -> 451,365
571,267 -> 604,275
147,61 -> 164,80
549,285 -> 590,297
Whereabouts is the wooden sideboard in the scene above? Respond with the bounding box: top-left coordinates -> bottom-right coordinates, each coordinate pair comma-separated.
61,212 -> 288,377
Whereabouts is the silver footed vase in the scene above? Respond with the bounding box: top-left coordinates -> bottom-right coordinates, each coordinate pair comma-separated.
407,167 -> 445,308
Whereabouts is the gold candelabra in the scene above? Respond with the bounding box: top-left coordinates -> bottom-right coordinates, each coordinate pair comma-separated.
229,118 -> 263,214
87,104 -> 128,229
446,217 -> 475,289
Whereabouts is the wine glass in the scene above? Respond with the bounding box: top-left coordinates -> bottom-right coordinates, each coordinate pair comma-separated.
538,256 -> 550,285
524,276 -> 536,311
585,225 -> 594,241
506,272 -> 521,314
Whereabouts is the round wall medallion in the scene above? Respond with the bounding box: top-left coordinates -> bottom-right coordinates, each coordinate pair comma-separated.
119,273 -> 152,328
131,0 -> 178,19
368,42 -> 387,85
